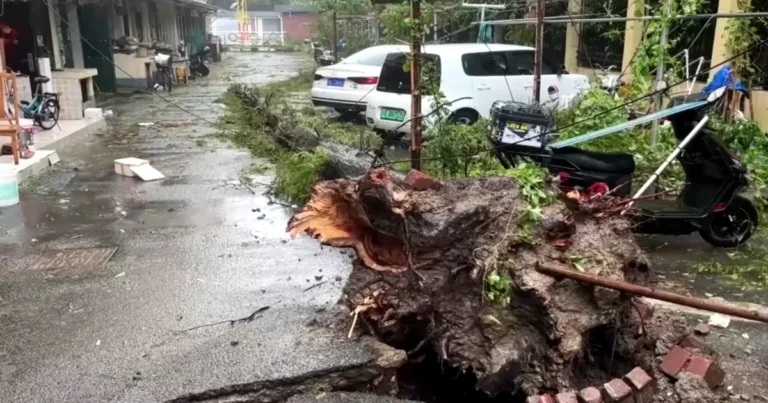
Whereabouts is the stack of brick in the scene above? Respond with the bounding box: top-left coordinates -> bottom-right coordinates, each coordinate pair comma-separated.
525,366 -> 655,403
659,335 -> 725,390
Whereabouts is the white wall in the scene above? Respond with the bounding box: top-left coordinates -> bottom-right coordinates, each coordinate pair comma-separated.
113,53 -> 148,79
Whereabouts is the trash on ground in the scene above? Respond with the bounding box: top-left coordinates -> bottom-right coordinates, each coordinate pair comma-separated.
114,157 -> 165,181
708,313 -> 731,328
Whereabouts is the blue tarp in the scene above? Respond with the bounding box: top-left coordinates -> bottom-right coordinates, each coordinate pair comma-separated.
550,100 -> 709,149
702,65 -> 747,94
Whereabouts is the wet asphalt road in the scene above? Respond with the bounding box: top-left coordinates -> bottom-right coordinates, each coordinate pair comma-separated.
0,52 -> 378,402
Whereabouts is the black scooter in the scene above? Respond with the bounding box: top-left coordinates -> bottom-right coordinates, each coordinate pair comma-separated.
190,46 -> 212,77
490,89 -> 759,247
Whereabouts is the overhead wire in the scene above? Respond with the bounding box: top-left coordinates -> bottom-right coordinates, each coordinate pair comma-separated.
374,37 -> 768,168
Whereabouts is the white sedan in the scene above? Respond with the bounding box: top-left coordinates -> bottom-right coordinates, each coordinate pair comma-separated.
310,45 -> 406,113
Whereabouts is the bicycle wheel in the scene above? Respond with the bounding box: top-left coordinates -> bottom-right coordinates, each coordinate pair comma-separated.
163,69 -> 173,93
37,99 -> 60,131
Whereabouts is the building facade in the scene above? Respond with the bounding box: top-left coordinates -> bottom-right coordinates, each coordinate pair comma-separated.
559,0 -> 768,128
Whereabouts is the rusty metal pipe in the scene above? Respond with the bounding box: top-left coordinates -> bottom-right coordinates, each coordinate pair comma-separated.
536,263 -> 768,324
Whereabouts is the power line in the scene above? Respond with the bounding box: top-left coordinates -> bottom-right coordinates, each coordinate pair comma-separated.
375,37 -> 768,169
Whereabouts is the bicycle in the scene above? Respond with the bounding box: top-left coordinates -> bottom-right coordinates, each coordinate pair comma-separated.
10,76 -> 60,131
153,52 -> 173,93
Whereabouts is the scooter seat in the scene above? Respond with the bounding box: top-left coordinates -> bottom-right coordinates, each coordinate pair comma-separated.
551,146 -> 635,174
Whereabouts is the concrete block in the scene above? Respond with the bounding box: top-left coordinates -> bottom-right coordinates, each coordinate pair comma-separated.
660,345 -> 692,378
681,355 -> 725,389
84,108 -> 103,120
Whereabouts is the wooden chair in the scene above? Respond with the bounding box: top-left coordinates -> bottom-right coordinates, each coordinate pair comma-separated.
0,72 -> 21,165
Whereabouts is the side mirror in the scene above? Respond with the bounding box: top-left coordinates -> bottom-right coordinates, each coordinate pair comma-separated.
558,64 -> 569,75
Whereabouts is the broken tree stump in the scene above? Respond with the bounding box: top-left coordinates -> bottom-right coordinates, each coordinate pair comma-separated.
288,169 -> 653,396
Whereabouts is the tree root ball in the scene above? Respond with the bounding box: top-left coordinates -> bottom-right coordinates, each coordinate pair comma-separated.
289,169 -> 653,396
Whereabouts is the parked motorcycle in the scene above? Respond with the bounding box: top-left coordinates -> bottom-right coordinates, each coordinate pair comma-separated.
189,46 -> 212,77
489,88 -> 759,248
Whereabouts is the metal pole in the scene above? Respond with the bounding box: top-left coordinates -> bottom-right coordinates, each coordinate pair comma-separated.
537,263 -> 768,324
630,116 -> 710,204
410,0 -> 422,171
533,0 -> 544,104
650,0 -> 671,146
433,11 -> 438,41
481,11 -> 768,26
332,11 -> 338,62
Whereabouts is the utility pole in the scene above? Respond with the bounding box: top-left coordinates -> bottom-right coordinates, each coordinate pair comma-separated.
533,0 -> 544,104
333,11 -> 339,62
650,0 -> 671,146
410,0 -> 422,170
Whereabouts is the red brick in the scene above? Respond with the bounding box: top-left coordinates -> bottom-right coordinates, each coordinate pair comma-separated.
623,367 -> 654,403
578,386 -> 603,403
405,169 -> 439,191
602,378 -> 633,402
527,395 -> 556,403
680,335 -> 714,355
659,345 -> 693,378
681,355 -> 725,389
555,391 -> 579,403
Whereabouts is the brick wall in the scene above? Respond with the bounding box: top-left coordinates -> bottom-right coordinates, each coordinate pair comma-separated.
52,78 -> 84,121
281,13 -> 317,42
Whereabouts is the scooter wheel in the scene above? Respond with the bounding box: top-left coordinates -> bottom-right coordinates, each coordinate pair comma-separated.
699,196 -> 759,248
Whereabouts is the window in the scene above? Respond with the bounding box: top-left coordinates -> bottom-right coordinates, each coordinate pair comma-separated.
505,51 -> 554,75
341,47 -> 391,67
462,52 -> 508,76
578,0 -> 625,68
462,51 -> 554,77
135,12 -> 145,42
123,13 -> 131,37
377,53 -> 441,94
749,1 -> 768,89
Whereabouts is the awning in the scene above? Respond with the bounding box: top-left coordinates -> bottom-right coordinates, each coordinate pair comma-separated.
172,0 -> 220,12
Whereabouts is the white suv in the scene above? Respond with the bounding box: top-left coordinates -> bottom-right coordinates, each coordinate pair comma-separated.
365,43 -> 589,136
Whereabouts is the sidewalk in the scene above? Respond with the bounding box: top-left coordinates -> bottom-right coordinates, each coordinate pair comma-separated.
0,117 -> 106,181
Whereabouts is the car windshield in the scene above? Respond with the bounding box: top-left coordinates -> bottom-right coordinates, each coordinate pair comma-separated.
340,47 -> 390,67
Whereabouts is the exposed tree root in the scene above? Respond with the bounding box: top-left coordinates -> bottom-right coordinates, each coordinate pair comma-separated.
288,169 -> 658,396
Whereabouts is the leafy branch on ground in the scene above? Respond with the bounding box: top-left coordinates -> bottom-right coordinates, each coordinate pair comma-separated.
218,76 -> 380,204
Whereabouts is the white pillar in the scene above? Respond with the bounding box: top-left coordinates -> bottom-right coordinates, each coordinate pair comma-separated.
38,58 -> 53,93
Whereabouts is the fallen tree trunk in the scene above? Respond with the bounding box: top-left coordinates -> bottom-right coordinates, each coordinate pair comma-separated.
288,169 -> 654,396
228,84 -> 374,179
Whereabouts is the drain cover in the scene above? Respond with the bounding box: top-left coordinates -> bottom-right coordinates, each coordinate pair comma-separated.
28,247 -> 118,270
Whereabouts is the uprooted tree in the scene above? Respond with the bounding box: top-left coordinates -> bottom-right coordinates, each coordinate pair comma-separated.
287,168 -> 688,397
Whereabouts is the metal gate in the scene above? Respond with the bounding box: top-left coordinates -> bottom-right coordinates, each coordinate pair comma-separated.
78,4 -> 116,93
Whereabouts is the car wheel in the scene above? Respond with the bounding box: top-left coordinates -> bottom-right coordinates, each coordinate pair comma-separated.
449,110 -> 478,125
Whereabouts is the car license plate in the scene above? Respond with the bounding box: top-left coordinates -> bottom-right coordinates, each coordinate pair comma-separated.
380,108 -> 406,122
327,78 -> 345,87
